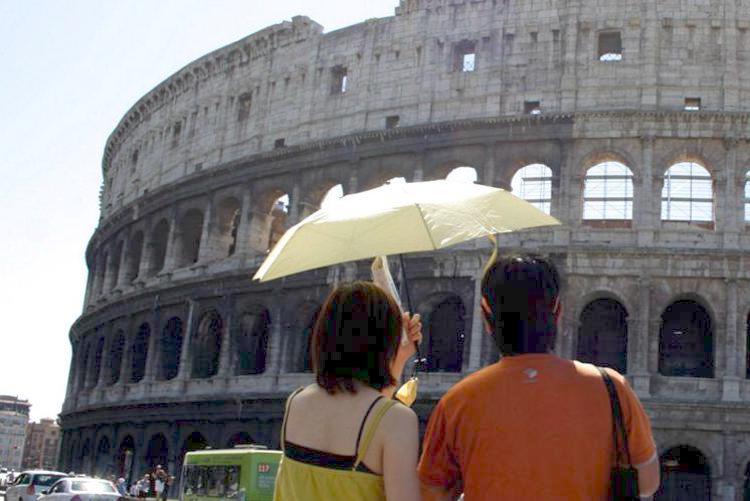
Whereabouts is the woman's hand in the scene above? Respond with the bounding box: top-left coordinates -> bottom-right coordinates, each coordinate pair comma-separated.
393,312 -> 422,372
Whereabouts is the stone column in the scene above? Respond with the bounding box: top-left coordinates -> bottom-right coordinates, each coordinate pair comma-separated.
648,318 -> 661,376
177,300 -> 196,380
115,235 -> 131,289
66,342 -> 79,398
482,145 -> 496,187
96,332 -> 112,388
218,301 -> 234,377
104,251 -> 118,293
247,210 -> 273,253
287,183 -> 301,226
637,136 -> 655,246
119,329 -> 133,385
723,138 -> 740,249
162,210 -> 180,272
412,150 -> 425,182
265,299 -> 285,376
234,188 -> 254,255
553,140 -> 572,245
137,223 -> 154,280
467,269 -> 485,372
144,307 -> 162,382
723,278 -> 741,401
630,276 -> 652,397
83,265 -> 96,308
197,198 -> 214,263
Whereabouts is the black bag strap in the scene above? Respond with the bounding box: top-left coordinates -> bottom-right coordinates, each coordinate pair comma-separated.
597,367 -> 633,467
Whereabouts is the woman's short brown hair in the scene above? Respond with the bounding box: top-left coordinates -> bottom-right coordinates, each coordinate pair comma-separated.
311,281 -> 403,394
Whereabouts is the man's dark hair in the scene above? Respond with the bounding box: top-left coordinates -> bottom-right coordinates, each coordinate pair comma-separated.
312,281 -> 403,394
481,254 -> 561,356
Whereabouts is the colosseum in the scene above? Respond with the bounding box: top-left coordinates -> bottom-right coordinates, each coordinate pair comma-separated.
59,0 -> 750,498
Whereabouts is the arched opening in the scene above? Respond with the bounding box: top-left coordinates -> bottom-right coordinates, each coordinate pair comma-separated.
146,433 -> 169,469
94,436 -> 111,477
267,194 -> 289,252
424,295 -> 466,373
117,436 -> 136,485
290,303 -> 320,372
80,439 -> 92,473
107,331 -> 125,385
446,166 -> 478,183
235,309 -> 270,375
181,431 -> 209,454
661,161 -> 714,226
191,311 -> 223,379
320,184 -> 344,210
583,161 -> 634,226
655,445 -> 711,501
110,241 -> 123,290
130,323 -> 150,383
148,219 -> 170,276
510,163 -> 553,215
226,432 -> 254,448
659,300 -> 713,378
216,197 -> 241,257
159,317 -> 183,381
89,337 -> 105,387
177,209 -> 204,267
576,298 -> 628,373
125,231 -> 144,282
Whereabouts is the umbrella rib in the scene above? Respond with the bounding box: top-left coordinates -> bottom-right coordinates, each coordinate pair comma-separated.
414,203 -> 438,250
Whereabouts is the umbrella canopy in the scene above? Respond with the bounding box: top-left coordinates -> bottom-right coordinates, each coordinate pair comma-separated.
253,179 -> 560,282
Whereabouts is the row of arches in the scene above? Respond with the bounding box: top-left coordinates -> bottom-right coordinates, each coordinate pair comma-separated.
72,291 -> 468,395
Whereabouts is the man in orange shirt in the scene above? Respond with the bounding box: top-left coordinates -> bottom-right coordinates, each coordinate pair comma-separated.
418,255 -> 660,500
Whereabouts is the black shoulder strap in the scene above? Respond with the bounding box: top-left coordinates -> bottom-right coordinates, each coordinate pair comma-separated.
354,395 -> 385,455
597,367 -> 633,466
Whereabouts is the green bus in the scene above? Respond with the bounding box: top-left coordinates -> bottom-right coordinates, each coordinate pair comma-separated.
180,446 -> 282,501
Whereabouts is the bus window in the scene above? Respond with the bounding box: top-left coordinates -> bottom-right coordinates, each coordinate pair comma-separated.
184,466 -> 241,499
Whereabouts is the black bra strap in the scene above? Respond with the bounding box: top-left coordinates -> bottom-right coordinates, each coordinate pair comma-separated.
281,387 -> 305,448
354,396 -> 385,455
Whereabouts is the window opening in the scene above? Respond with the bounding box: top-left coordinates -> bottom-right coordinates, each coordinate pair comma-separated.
684,98 -> 701,111
583,161 -> 634,220
453,40 -> 477,72
274,138 -> 286,149
598,31 -> 622,61
237,93 -> 252,121
446,166 -> 478,183
510,164 -> 553,214
331,66 -> 348,94
658,300 -> 713,378
661,162 -> 713,223
385,115 -> 400,129
524,100 -> 541,115
171,121 -> 182,148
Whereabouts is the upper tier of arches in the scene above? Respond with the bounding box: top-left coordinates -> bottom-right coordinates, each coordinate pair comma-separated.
101,0 -> 750,215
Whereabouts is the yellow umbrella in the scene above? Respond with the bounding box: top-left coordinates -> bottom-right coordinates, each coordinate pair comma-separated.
253,179 -> 560,282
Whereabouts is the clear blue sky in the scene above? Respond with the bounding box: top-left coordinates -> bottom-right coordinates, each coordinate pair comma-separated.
0,0 -> 399,421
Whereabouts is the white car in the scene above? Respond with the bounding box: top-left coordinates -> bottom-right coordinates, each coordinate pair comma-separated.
38,477 -> 123,501
5,471 -> 68,501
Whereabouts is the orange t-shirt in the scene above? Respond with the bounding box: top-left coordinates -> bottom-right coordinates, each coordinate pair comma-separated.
418,354 -> 656,501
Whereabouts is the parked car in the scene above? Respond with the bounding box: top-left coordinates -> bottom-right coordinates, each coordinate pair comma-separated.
0,467 -> 9,490
38,477 -> 123,501
5,471 -> 68,501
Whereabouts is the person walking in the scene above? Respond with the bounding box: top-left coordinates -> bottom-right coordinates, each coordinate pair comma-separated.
273,281 -> 422,501
418,254 -> 660,500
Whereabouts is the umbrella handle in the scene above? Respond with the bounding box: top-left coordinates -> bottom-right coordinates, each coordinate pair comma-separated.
398,254 -> 425,375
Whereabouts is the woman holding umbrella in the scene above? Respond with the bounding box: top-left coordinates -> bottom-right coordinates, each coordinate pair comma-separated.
273,281 -> 423,501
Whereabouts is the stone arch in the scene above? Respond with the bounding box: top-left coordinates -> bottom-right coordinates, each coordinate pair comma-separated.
582,161 -> 634,226
659,298 -> 714,378
117,435 -> 136,484
226,431 -> 254,448
158,317 -> 183,381
177,208 -> 204,267
253,189 -> 289,253
575,297 -> 629,373
181,431 -> 210,455
94,435 -> 111,477
426,158 -> 483,182
661,160 -> 714,225
107,330 -> 125,385
655,147 -> 722,180
417,292 -> 467,373
302,180 -> 344,217
577,149 -> 639,180
215,197 -> 241,257
130,322 -> 150,383
510,163 -> 554,215
191,310 -> 223,379
145,433 -> 169,469
288,301 -> 321,372
125,230 -> 144,282
235,306 -> 270,375
89,336 -> 106,388
655,445 -> 712,501
148,219 -> 170,276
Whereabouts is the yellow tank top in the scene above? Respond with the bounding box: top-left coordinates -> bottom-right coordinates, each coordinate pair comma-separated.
273,389 -> 398,501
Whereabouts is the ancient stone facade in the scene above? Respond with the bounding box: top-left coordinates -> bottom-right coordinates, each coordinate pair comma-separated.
62,1 -> 750,499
